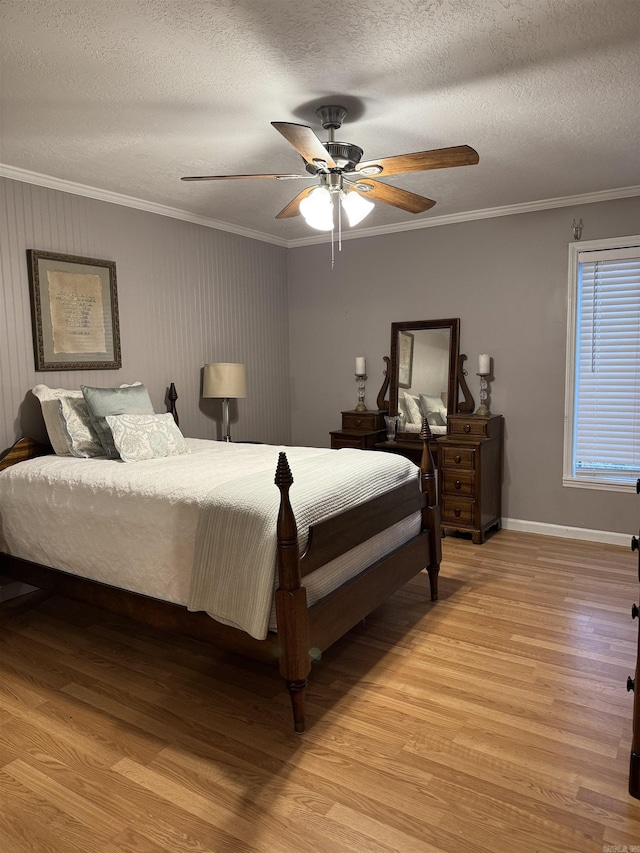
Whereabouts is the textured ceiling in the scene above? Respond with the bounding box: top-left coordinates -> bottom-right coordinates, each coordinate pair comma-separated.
1,0 -> 639,244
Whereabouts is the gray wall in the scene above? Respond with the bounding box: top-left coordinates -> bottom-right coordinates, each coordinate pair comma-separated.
287,196 -> 640,536
2,176 -> 639,538
0,178 -> 291,451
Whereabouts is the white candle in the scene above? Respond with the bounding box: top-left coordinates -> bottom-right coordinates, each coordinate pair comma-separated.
356,356 -> 366,375
479,353 -> 491,374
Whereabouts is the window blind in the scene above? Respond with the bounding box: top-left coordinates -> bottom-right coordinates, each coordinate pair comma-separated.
574,245 -> 640,481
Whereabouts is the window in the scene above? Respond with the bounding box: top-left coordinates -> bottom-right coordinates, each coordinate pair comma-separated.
563,235 -> 640,491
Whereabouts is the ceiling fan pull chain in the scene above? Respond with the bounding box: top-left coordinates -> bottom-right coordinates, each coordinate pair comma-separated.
331,222 -> 335,270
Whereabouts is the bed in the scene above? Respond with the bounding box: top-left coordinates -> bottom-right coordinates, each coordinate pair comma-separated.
0,384 -> 441,732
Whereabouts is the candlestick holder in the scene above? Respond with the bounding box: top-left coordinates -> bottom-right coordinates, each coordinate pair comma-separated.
475,373 -> 491,416
355,373 -> 367,412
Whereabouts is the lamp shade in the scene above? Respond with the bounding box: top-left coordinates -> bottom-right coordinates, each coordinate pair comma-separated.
300,186 -> 334,231
203,363 -> 247,398
341,190 -> 374,227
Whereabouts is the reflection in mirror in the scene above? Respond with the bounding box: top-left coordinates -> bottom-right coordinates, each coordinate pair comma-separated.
389,319 -> 460,442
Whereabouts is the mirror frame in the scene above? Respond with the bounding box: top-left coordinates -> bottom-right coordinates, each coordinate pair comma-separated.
389,318 -> 460,442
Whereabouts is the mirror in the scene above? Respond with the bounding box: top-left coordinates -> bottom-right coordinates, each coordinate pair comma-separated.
389,318 -> 460,442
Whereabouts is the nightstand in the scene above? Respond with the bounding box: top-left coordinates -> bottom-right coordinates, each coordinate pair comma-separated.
330,410 -> 386,450
437,413 -> 504,544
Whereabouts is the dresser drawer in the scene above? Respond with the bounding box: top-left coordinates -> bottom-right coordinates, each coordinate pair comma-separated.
440,445 -> 477,470
448,417 -> 491,438
331,433 -> 365,449
342,411 -> 381,431
441,470 -> 475,497
441,495 -> 476,525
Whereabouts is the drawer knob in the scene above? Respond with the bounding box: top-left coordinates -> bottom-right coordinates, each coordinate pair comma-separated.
355,419 -> 362,426
632,536 -> 639,553
464,423 -> 471,433
454,507 -> 461,517
454,454 -> 462,463
628,676 -> 635,692
633,603 -> 639,620
455,480 -> 461,489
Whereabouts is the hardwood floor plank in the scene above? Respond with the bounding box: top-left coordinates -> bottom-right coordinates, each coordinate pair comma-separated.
2,530 -> 640,852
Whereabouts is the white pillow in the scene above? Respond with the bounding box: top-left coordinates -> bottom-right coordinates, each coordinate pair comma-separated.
402,391 -> 423,425
59,397 -> 104,458
105,413 -> 189,463
419,394 -> 448,423
32,382 -> 144,456
32,385 -> 84,455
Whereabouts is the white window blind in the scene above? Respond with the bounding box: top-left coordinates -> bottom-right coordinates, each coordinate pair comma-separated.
569,241 -> 640,487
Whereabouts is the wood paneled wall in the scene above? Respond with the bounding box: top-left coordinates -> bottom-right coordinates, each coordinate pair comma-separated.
0,178 -> 290,450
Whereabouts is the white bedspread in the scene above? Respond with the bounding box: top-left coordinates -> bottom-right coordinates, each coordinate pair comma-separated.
189,448 -> 420,639
0,439 -> 421,638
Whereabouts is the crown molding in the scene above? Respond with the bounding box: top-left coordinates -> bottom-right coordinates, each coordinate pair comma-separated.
287,184 -> 640,247
0,163 -> 288,247
2,162 -> 638,249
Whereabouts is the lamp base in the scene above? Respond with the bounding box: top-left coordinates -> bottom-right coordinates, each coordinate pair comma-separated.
222,398 -> 232,442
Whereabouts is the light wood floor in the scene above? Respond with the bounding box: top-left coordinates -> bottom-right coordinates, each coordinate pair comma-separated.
1,530 -> 640,852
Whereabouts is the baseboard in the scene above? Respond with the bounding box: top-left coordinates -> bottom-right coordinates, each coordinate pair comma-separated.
0,578 -> 38,603
502,517 -> 632,547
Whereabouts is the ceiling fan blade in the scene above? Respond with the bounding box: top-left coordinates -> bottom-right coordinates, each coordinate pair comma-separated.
275,186 -> 317,219
348,179 -> 436,214
356,145 -> 479,176
182,173 -> 308,181
271,122 -> 337,170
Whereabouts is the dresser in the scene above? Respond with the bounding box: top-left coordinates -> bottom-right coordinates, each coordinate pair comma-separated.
437,413 -> 504,544
330,410 -> 386,450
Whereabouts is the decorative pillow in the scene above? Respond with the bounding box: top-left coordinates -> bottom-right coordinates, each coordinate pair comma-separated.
59,397 -> 105,457
402,391 -> 423,425
106,413 -> 189,463
82,384 -> 155,458
419,394 -> 448,423
32,385 -> 85,455
426,411 -> 445,427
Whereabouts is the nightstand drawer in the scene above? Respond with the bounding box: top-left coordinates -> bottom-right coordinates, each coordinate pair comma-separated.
342,411 -> 382,431
440,445 -> 477,469
448,417 -> 491,438
441,470 -> 475,497
441,495 -> 476,525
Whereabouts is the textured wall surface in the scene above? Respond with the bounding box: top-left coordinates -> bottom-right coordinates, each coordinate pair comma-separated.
287,196 -> 640,536
0,178 -> 291,451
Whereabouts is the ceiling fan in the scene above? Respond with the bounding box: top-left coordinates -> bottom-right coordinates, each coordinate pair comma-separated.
182,105 -> 479,231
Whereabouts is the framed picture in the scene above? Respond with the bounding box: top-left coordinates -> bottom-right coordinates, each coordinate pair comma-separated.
27,249 -> 121,371
398,330 -> 414,388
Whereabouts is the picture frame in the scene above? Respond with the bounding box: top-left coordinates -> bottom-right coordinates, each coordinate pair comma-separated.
398,330 -> 414,388
26,249 -> 121,371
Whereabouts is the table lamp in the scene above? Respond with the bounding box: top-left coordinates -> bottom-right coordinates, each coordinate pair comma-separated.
203,362 -> 247,442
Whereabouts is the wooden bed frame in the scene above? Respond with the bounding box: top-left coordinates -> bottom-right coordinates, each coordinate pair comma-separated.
0,404 -> 441,732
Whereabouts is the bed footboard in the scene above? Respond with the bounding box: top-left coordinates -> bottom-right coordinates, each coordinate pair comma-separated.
274,424 -> 440,733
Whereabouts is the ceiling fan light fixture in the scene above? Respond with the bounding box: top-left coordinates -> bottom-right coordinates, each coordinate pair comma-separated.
300,186 -> 334,231
341,190 -> 375,227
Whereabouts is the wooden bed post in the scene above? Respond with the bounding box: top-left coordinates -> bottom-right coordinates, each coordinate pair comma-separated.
420,419 -> 442,601
274,452 -> 311,733
168,382 -> 179,426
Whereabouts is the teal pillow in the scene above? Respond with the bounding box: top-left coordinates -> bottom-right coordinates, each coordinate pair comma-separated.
82,384 -> 155,458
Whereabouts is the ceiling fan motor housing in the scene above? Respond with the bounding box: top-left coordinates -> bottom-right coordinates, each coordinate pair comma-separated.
305,141 -> 364,174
